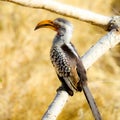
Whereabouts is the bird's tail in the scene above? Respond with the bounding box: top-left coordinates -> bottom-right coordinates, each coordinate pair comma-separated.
82,84 -> 102,120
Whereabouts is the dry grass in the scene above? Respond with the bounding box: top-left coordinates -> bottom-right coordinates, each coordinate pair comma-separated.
0,0 -> 120,120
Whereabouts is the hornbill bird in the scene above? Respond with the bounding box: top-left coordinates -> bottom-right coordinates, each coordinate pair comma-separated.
35,18 -> 102,120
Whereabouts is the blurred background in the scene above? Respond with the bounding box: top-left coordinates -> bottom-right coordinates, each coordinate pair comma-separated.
0,0 -> 120,120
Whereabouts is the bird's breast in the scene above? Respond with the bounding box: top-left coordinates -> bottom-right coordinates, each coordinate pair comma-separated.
50,46 -> 71,77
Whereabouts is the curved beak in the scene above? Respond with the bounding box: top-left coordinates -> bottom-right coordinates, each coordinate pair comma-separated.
34,20 -> 58,31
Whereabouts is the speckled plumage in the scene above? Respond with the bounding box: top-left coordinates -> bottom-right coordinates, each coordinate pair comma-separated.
50,45 -> 70,77
50,42 -> 86,95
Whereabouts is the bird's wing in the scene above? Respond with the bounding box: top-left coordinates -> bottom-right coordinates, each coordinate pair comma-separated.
61,43 -> 81,91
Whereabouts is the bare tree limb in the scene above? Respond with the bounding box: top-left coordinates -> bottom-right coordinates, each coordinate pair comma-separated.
82,30 -> 120,69
42,90 -> 69,120
0,0 -> 111,28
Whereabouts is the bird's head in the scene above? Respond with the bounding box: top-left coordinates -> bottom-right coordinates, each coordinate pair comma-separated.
35,18 -> 73,35
35,18 -> 73,44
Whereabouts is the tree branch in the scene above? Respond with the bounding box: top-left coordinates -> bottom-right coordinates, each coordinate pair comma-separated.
82,29 -> 120,69
42,90 -> 69,120
0,0 -> 111,28
42,29 -> 120,120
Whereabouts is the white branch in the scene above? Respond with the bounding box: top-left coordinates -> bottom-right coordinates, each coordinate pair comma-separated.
0,0 -> 111,28
42,90 -> 69,120
82,29 -> 120,69
42,29 -> 120,120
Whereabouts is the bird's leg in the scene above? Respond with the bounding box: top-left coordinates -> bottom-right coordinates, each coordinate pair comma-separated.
57,75 -> 74,96
57,84 -> 74,96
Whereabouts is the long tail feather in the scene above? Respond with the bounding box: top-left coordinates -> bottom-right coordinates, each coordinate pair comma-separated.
83,84 -> 102,120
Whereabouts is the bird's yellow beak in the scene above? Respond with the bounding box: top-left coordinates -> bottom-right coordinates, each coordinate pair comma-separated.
34,20 -> 58,31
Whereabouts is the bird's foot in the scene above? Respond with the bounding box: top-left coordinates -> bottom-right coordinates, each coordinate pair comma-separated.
57,86 -> 74,96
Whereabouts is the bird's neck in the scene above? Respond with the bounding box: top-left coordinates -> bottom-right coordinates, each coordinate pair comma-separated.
53,29 -> 73,46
